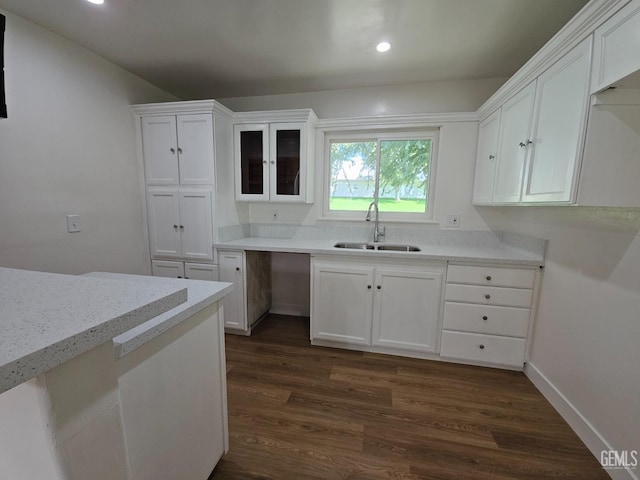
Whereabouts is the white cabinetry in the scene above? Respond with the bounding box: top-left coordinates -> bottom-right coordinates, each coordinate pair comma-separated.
474,38 -> 592,205
591,0 -> 640,93
472,109 -> 501,205
440,264 -> 538,369
493,82 -> 536,204
151,260 -> 219,281
234,110 -> 317,203
134,101 -> 233,277
147,189 -> 213,260
311,256 -> 445,354
218,250 -> 272,335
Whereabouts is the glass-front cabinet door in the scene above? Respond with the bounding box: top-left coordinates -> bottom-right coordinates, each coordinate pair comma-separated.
270,122 -> 306,202
234,124 -> 269,201
235,121 -> 309,202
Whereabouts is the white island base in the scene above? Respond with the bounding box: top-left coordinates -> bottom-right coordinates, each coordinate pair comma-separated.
0,270 -> 231,480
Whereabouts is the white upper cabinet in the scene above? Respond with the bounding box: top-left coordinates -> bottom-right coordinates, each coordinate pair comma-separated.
591,0 -> 640,94
142,113 -> 214,186
492,82 -> 536,204
522,37 -> 592,203
142,116 -> 179,185
472,109 -> 501,205
234,110 -> 316,203
475,37 -> 592,205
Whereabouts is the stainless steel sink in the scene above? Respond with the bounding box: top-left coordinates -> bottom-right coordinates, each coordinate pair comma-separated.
333,242 -> 420,252
376,244 -> 421,252
333,242 -> 375,250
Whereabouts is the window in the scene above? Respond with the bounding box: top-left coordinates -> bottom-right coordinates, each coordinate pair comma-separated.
324,130 -> 438,221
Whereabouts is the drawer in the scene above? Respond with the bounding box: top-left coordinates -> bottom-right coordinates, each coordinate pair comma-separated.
445,284 -> 533,308
441,331 -> 527,367
443,302 -> 530,338
447,265 -> 535,288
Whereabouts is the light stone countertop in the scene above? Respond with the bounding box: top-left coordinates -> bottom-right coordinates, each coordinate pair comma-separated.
84,272 -> 233,359
216,237 -> 545,266
0,267 -> 187,395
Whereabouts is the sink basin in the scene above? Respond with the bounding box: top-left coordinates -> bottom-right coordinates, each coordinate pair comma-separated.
333,242 -> 375,250
333,242 -> 421,252
376,244 -> 421,252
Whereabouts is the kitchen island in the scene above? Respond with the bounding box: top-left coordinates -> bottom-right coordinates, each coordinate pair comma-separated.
0,267 -> 232,480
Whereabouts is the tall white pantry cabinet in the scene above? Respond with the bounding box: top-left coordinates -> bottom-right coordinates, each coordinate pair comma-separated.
133,101 -> 234,281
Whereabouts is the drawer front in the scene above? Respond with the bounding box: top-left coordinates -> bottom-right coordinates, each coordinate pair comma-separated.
447,265 -> 535,288
443,302 -> 530,337
441,331 -> 526,367
445,284 -> 533,308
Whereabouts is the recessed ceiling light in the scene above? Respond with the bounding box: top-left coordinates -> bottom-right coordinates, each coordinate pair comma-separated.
376,42 -> 391,53
86,0 -> 105,4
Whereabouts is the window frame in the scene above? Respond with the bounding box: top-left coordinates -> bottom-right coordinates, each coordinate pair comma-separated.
322,129 -> 439,223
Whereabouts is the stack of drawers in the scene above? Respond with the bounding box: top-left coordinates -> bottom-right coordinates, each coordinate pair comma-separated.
440,264 -> 536,368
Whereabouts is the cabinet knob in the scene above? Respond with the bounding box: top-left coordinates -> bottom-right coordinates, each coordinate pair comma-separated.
173,224 -> 178,229
179,225 -> 184,230
177,276 -> 182,278
170,148 -> 176,154
479,344 -> 485,350
489,155 -> 495,160
367,285 -> 372,289
177,147 -> 183,154
519,140 -> 533,148
270,160 -> 275,165
482,315 -> 488,321
377,285 -> 382,290
262,160 -> 267,164
486,275 -> 492,281
485,294 -> 491,300
235,267 -> 240,272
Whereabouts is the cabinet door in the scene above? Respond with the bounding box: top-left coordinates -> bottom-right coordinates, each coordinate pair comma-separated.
141,116 -> 179,186
472,109 -> 502,205
218,251 -> 247,330
493,82 -> 536,204
151,260 -> 185,278
185,263 -> 219,281
522,38 -> 591,204
235,124 -> 269,201
178,190 -> 213,260
371,268 -> 443,353
176,114 -> 214,186
147,189 -> 181,257
591,0 -> 640,93
311,260 -> 373,345
269,122 -> 306,202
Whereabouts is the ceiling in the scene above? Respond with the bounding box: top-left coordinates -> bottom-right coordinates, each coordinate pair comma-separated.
0,0 -> 589,100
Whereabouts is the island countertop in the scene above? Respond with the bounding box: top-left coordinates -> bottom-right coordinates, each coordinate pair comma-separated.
0,267 -> 187,395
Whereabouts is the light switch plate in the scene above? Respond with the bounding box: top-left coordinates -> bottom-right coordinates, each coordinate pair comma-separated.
66,214 -> 81,233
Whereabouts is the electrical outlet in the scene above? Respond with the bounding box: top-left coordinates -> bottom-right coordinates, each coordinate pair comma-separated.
445,214 -> 460,228
66,214 -> 81,233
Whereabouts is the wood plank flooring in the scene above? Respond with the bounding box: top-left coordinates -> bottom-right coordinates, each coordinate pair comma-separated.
209,314 -> 609,479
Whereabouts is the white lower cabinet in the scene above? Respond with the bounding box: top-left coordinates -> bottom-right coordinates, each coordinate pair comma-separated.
441,263 -> 538,369
311,256 -> 445,354
152,260 -> 218,281
218,249 -> 271,334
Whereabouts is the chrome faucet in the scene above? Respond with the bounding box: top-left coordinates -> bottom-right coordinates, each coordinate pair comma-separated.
365,201 -> 386,243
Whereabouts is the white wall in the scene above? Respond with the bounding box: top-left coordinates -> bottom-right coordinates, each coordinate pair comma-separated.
478,206 -> 640,471
219,78 -> 506,118
0,11 -> 177,275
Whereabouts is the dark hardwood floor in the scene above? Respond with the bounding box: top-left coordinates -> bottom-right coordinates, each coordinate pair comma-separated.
210,314 -> 608,479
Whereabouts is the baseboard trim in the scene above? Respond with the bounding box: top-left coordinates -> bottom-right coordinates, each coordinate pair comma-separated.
524,362 -> 637,480
269,303 -> 310,317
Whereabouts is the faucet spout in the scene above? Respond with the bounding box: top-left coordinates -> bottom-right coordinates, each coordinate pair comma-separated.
365,201 -> 385,242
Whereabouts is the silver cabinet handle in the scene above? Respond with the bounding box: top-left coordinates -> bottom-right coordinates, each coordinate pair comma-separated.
179,225 -> 184,230
489,154 -> 495,159
173,224 -> 178,229
519,140 -> 533,148
170,148 -> 176,154
177,147 -> 183,154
